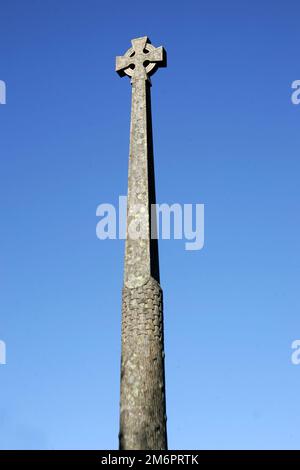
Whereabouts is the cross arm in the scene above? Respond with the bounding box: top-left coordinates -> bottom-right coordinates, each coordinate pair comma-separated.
116,55 -> 134,77
146,46 -> 166,66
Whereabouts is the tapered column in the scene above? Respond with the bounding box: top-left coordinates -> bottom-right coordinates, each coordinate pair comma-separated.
124,77 -> 151,288
116,36 -> 167,450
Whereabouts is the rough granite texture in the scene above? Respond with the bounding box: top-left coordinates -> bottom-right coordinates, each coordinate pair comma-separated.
116,36 -> 168,450
119,277 -> 167,450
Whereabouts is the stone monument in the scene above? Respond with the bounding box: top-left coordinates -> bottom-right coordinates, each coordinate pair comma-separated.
116,36 -> 168,450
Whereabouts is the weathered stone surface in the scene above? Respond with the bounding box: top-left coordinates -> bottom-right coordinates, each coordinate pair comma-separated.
116,36 -> 165,82
119,277 -> 167,450
116,36 -> 167,450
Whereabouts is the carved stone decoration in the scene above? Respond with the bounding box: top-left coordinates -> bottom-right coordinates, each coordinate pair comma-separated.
116,37 -> 168,450
120,278 -> 167,450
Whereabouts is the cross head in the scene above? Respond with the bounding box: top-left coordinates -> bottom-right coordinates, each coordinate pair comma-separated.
116,36 -> 166,82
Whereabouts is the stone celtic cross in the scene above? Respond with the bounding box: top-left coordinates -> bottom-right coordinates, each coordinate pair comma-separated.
116,37 -> 167,450
116,36 -> 165,82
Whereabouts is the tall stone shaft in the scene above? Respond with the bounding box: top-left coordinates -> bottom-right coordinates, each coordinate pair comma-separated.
116,36 -> 167,450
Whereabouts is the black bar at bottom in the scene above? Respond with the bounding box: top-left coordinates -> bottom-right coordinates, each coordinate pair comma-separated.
0,450 -> 299,465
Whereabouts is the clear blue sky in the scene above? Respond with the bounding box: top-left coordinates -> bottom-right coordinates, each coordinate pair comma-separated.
1,0 -> 300,450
